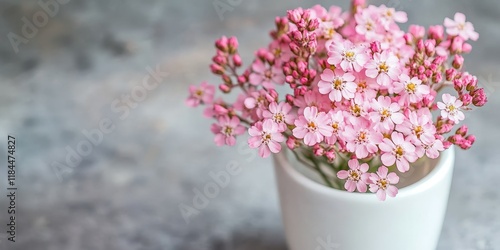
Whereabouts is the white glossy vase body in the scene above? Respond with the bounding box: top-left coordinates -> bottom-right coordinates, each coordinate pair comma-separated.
273,147 -> 455,250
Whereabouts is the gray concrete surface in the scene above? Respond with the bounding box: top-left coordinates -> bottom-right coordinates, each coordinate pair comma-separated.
0,0 -> 499,249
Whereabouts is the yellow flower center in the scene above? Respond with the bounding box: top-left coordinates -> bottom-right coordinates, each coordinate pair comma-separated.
379,62 -> 389,73
405,82 -> 417,93
357,131 -> 368,143
331,122 -> 339,131
458,23 -> 465,31
308,122 -> 317,131
351,104 -> 362,117
345,51 -> 355,61
273,48 -> 282,57
378,179 -> 388,190
394,145 -> 404,158
349,170 -> 361,181
274,113 -> 284,123
333,78 -> 343,90
223,126 -> 233,136
414,125 -> 423,137
262,132 -> 272,144
380,109 -> 391,121
325,28 -> 335,39
264,69 -> 273,80
366,22 -> 374,31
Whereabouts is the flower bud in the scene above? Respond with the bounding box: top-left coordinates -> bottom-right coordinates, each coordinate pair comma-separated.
425,39 -> 436,57
451,36 -> 464,54
455,125 -> 468,136
222,74 -> 232,84
370,41 -> 381,53
422,94 -> 435,107
313,144 -> 324,156
210,63 -> 225,75
237,75 -> 247,84
446,68 -> 457,81
428,25 -> 444,42
460,93 -> 472,106
432,72 -> 443,83
462,43 -> 472,53
267,89 -> 279,101
307,19 -> 320,31
227,37 -> 238,54
289,42 -> 301,55
352,0 -> 366,9
212,55 -> 227,66
325,150 -> 336,162
232,54 -> 242,67
219,84 -> 231,93
215,36 -> 229,52
453,79 -> 464,91
416,39 -> 425,52
403,33 -> 413,45
409,25 -> 425,40
286,136 -> 298,149
452,55 -> 464,69
287,9 -> 302,24
472,88 -> 487,107
466,135 -> 476,144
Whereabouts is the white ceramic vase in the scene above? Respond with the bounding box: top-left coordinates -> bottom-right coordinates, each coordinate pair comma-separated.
273,147 -> 455,250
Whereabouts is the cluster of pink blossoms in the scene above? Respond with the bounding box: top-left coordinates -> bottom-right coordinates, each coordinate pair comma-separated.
186,1 -> 486,200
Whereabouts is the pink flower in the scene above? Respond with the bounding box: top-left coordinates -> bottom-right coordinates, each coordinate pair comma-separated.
396,110 -> 436,144
369,166 -> 399,201
262,102 -> 295,131
347,93 -> 370,119
379,132 -> 417,172
249,59 -> 285,89
325,110 -> 346,145
327,40 -> 369,72
393,74 -> 430,104
355,8 -> 382,40
318,69 -> 357,102
444,12 -> 479,41
343,119 -> 383,158
248,119 -> 285,158
379,5 -> 408,29
365,51 -> 400,86
369,96 -> 405,132
186,82 -> 215,107
437,94 -> 465,124
211,116 -> 246,146
337,159 -> 369,192
418,137 -> 445,159
293,107 -> 333,146
293,90 -> 330,114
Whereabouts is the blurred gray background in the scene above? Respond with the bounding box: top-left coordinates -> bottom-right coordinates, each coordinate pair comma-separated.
0,0 -> 499,249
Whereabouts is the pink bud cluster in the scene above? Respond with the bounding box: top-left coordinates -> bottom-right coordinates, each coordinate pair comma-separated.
186,1 -> 486,200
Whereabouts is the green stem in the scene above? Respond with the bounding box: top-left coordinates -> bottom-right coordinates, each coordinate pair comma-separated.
290,149 -> 316,171
308,153 -> 334,188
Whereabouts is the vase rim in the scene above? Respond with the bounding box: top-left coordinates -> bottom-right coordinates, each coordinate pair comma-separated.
274,146 -> 455,201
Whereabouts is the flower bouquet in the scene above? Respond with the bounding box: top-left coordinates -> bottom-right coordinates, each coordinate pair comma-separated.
186,0 -> 486,201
